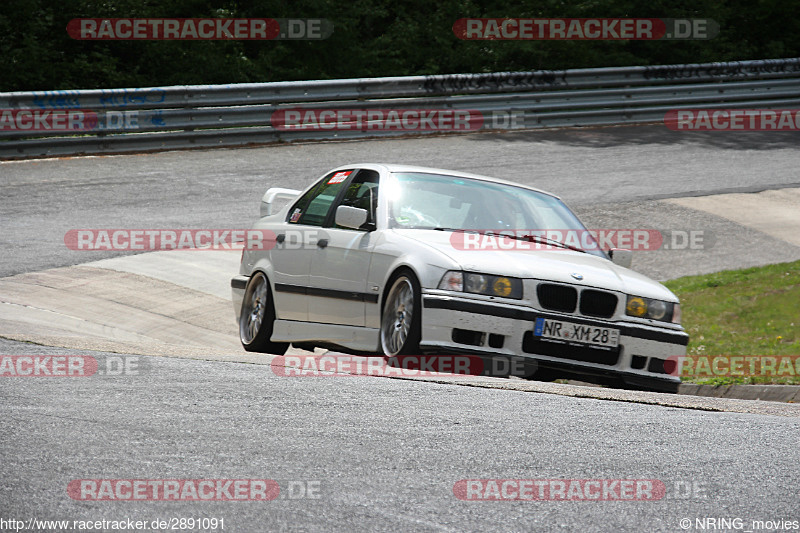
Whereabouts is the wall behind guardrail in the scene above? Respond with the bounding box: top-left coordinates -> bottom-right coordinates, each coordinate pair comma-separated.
1,57 -> 799,159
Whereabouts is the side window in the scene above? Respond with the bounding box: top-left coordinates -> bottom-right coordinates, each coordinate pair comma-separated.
287,170 -> 354,226
335,170 -> 379,229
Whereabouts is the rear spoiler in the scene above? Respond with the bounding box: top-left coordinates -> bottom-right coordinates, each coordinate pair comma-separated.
260,188 -> 300,218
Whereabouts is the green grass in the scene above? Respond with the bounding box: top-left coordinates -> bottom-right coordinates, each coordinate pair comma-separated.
663,260 -> 800,385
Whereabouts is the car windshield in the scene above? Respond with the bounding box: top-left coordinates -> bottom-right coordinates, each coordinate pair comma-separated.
387,172 -> 605,257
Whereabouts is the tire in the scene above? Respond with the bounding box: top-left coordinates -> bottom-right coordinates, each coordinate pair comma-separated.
380,271 -> 422,356
239,272 -> 289,354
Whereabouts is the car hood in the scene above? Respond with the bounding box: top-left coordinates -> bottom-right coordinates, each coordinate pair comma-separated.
394,229 -> 678,302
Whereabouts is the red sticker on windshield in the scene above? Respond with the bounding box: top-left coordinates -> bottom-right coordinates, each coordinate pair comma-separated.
327,171 -> 352,184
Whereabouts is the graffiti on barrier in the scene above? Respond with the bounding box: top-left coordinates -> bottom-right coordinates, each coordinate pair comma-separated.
98,88 -> 167,107
643,58 -> 800,80
423,71 -> 567,93
32,91 -> 83,109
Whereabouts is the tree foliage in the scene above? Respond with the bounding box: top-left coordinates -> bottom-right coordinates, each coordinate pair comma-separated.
1,0 -> 798,90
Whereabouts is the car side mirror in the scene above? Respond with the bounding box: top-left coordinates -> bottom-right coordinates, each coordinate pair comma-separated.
335,205 -> 370,230
609,248 -> 632,268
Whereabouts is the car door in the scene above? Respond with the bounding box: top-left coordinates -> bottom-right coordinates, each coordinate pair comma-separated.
269,170 -> 353,321
307,169 -> 380,327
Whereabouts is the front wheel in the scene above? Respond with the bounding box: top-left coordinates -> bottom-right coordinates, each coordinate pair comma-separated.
239,272 -> 289,354
380,272 -> 422,356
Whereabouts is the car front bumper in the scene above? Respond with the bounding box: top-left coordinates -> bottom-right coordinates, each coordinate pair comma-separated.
420,290 -> 687,390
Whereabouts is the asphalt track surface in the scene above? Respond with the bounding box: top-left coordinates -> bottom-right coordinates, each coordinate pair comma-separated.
4,125 -> 800,278
2,125 -> 800,532
2,340 -> 799,533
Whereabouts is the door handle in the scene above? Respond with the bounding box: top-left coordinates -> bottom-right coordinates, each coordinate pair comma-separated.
317,239 -> 329,248
276,234 -> 286,244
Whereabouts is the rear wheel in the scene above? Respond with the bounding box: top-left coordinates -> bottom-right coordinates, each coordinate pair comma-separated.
239,272 -> 289,354
380,272 -> 422,356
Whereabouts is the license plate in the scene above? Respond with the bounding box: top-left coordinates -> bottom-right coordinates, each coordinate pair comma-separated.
534,318 -> 619,348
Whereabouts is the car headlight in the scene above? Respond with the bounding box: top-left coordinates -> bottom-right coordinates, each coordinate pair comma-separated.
465,273 -> 487,293
625,295 -> 678,323
438,271 -> 522,299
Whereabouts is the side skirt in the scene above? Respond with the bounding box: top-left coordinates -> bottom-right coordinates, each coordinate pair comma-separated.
271,319 -> 380,353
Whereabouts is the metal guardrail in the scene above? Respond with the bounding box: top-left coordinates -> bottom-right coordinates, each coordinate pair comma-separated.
1,57 -> 799,159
